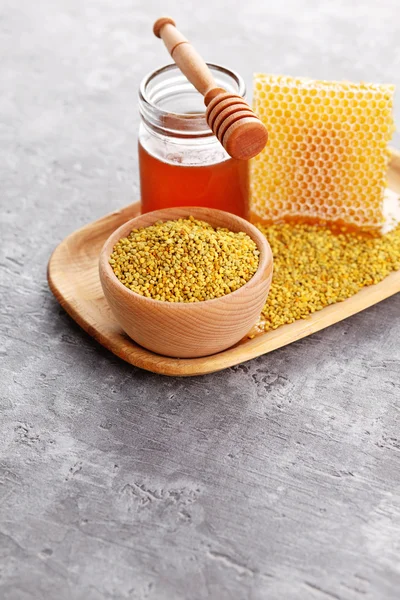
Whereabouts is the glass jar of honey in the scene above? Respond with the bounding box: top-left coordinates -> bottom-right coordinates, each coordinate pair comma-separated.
138,64 -> 249,218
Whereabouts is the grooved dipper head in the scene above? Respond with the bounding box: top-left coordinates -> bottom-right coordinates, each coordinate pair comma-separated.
205,92 -> 268,160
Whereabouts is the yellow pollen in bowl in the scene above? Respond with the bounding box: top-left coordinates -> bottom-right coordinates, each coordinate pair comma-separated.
109,216 -> 260,302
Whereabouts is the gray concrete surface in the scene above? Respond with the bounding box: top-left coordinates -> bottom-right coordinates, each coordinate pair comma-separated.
1,1 -> 400,598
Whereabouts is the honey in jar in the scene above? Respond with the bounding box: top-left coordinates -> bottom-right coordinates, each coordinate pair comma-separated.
138,64 -> 250,218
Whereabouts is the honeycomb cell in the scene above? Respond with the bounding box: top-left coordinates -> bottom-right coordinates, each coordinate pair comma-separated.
252,74 -> 395,231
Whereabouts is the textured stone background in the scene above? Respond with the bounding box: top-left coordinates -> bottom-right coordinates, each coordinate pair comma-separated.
1,1 -> 400,599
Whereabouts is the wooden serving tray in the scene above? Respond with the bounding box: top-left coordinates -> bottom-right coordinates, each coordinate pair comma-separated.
48,151 -> 400,377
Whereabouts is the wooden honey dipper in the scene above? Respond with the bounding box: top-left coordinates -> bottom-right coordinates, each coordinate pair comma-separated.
153,17 -> 268,160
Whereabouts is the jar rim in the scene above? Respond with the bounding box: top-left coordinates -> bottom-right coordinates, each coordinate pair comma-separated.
139,63 -> 246,115
138,63 -> 246,138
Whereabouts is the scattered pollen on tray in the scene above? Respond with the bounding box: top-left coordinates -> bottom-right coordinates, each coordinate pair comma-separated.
256,222 -> 400,333
109,216 -> 260,302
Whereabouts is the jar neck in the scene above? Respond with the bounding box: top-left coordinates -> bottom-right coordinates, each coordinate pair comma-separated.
139,121 -> 231,166
138,63 -> 246,140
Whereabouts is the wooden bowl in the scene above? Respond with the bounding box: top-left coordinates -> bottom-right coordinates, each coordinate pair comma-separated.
99,207 -> 273,358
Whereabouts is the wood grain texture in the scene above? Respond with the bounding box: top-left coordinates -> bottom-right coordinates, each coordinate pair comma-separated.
153,18 -> 268,160
98,207 -> 273,358
48,150 -> 400,376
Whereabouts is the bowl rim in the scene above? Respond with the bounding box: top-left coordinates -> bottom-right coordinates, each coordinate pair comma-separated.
99,206 -> 273,309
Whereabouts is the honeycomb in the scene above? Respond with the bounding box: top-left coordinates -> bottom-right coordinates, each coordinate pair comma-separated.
251,74 -> 395,232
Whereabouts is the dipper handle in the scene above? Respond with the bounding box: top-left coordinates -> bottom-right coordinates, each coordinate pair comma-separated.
153,17 -> 225,105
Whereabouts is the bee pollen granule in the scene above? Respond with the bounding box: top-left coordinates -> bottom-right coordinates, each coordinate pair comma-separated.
109,216 -> 260,302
